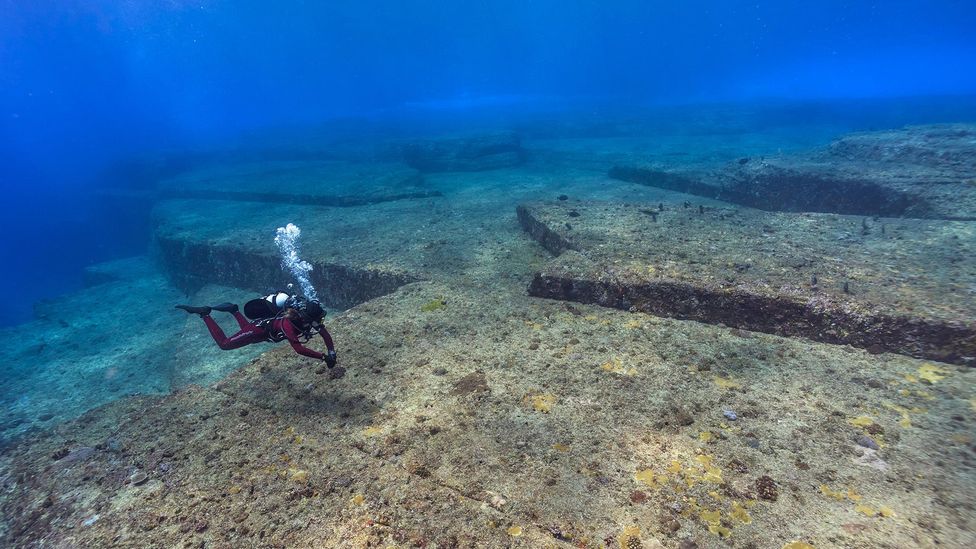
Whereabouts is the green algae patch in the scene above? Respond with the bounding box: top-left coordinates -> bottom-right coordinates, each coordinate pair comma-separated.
420,297 -> 447,312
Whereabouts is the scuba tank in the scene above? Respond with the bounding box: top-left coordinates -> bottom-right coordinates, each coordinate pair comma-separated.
243,292 -> 290,321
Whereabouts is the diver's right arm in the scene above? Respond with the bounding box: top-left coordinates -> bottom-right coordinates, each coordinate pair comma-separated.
281,319 -> 326,360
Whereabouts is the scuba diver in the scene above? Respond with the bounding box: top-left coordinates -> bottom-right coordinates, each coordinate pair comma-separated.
176,292 -> 338,367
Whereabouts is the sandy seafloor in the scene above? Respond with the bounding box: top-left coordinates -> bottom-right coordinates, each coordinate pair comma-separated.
1,109 -> 974,548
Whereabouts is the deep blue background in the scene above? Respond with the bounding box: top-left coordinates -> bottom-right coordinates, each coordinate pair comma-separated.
1,0 -> 975,326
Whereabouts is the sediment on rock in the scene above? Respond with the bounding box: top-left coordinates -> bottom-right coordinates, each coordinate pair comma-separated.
609,124 -> 976,220
518,201 -> 976,365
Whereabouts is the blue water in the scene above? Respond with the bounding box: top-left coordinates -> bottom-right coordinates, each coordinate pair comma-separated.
1,0 -> 976,327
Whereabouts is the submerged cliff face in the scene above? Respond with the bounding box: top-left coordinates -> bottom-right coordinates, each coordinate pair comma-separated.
2,121 -> 974,548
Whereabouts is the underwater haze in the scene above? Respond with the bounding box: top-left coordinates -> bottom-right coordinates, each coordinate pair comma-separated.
2,1 -> 976,548
3,1 -> 976,326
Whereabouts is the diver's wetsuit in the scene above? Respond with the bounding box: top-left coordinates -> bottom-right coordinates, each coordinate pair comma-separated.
202,310 -> 335,360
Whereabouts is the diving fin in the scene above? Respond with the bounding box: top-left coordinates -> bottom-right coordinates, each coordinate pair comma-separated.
175,304 -> 211,316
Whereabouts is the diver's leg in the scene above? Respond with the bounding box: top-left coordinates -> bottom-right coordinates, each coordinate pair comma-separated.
231,311 -> 249,330
208,302 -> 247,328
222,325 -> 268,350
203,316 -> 266,350
202,315 -> 231,348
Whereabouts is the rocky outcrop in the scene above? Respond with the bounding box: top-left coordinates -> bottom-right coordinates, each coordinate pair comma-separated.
610,124 -> 976,220
156,235 -> 416,310
518,201 -> 976,365
158,160 -> 437,207
400,131 -> 524,172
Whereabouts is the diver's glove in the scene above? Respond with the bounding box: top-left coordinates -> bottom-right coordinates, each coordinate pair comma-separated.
324,350 -> 338,368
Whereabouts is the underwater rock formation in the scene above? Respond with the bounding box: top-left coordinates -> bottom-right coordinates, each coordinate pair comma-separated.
518,201 -> 976,365
399,131 -> 524,172
82,256 -> 158,287
154,199 -> 420,309
3,280 -> 974,548
158,160 -> 436,206
610,124 -> 976,220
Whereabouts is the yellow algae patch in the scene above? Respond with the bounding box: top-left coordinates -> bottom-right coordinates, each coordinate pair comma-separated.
917,363 -> 949,384
228,485 -> 241,495
883,402 -> 919,428
879,506 -> 896,518
617,525 -> 641,548
293,435 -> 304,444
695,454 -> 723,483
903,374 -> 919,383
362,426 -> 383,437
699,431 -> 715,443
712,376 -> 742,390
845,488 -> 862,502
709,524 -> 731,538
783,543 -> 815,549
700,509 -> 730,538
855,504 -> 877,517
506,525 -> 523,537
420,298 -> 447,312
820,484 -> 846,500
847,416 -> 875,428
624,319 -> 643,329
350,494 -> 365,506
668,460 -> 682,474
730,500 -> 752,524
288,468 -> 309,484
601,357 -> 637,376
634,469 -> 658,486
552,443 -> 570,452
700,509 -> 721,523
522,320 -> 543,330
970,398 -> 976,413
530,393 -> 557,413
